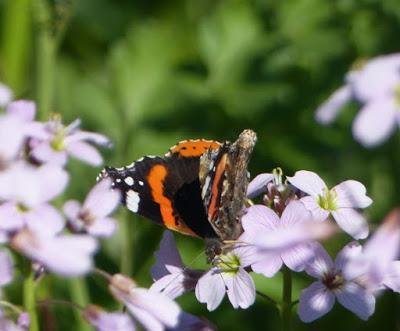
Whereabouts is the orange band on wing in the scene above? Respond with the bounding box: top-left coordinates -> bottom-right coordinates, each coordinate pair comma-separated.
170,140 -> 221,157
147,165 -> 197,236
208,153 -> 227,221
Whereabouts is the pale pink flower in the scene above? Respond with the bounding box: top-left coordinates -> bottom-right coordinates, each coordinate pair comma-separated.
344,208 -> 400,292
109,273 -> 181,331
64,178 -> 120,237
298,242 -> 375,322
288,170 -> 372,239
30,117 -> 111,166
195,245 -> 256,311
240,201 -> 320,277
83,305 -> 135,331
11,229 -> 98,277
0,163 -> 68,238
0,318 -> 25,331
315,54 -> 400,147
150,231 -> 203,299
246,173 -> 274,198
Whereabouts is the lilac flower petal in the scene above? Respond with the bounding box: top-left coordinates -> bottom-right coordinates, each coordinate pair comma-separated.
87,217 -> 117,237
66,131 -> 112,147
6,101 -> 36,122
246,173 -> 274,198
287,170 -> 326,197
383,261 -> 400,292
352,54 -> 400,102
24,204 -> 65,236
224,269 -> 255,309
126,305 -> 163,331
334,242 -> 362,272
281,243 -> 314,272
195,269 -> 226,311
0,318 -> 24,331
0,114 -> 25,162
150,273 -> 186,299
17,312 -> 30,329
83,307 -> 136,331
36,165 -> 69,205
0,83 -> 13,107
63,200 -> 81,222
151,231 -> 183,280
353,98 -> 397,147
334,180 -> 372,209
31,142 -> 68,165
128,288 -> 180,330
0,250 -> 13,286
331,208 -> 369,239
172,312 -> 216,331
241,205 -> 279,234
315,85 -> 352,125
300,196 -> 330,222
251,252 -> 283,277
305,243 -> 334,279
0,202 -> 24,231
84,178 -> 120,218
66,141 -> 103,166
298,281 -> 335,322
336,283 -> 375,320
281,200 -> 311,226
12,230 -> 98,277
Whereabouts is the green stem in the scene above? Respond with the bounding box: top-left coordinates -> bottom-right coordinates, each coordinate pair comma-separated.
0,300 -> 24,314
69,278 -> 92,331
281,267 -> 292,331
23,270 -> 39,331
33,0 -> 55,120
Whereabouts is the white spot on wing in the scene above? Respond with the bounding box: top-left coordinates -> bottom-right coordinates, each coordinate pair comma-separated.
116,178 -> 122,183
202,175 -> 211,199
139,180 -> 144,186
126,190 -> 140,213
124,176 -> 134,186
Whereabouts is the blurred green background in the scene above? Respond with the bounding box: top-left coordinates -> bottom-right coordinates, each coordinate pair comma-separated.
1,0 -> 400,330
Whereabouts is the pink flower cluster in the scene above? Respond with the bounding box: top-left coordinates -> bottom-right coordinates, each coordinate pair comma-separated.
150,168 -> 400,324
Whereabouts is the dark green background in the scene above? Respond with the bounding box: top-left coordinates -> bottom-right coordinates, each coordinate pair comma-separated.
1,0 -> 399,330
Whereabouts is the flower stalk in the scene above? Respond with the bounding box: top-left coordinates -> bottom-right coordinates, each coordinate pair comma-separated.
281,267 -> 292,331
23,268 -> 39,331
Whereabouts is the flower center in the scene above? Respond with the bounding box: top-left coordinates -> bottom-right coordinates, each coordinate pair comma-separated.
322,271 -> 345,291
317,188 -> 337,211
78,209 -> 96,225
16,203 -> 30,213
216,253 -> 241,275
50,130 -> 66,151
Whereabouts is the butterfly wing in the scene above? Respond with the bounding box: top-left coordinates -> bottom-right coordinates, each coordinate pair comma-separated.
100,140 -> 221,238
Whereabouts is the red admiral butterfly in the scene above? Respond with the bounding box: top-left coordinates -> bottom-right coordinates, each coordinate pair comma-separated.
98,130 -> 257,260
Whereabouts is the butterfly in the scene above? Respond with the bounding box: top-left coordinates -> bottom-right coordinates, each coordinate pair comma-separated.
98,129 -> 257,260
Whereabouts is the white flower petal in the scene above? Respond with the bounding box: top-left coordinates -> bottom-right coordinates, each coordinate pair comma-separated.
0,83 -> 13,107
150,273 -> 186,300
31,142 -> 68,165
332,208 -> 369,239
87,217 -> 117,237
24,204 -> 65,236
127,305 -> 163,331
241,205 -> 279,236
195,269 -> 226,311
334,180 -> 372,209
0,250 -> 13,286
287,170 -> 327,197
315,85 -> 352,125
246,173 -> 274,198
336,282 -> 375,320
298,281 -> 335,322
352,99 -> 397,147
300,196 -> 330,222
224,269 -> 255,309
